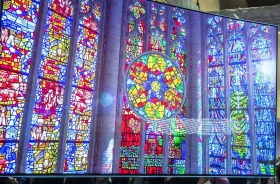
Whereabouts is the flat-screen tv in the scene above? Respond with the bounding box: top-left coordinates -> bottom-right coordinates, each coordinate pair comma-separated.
0,0 -> 277,176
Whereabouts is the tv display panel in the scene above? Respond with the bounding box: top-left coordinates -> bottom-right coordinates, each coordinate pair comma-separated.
0,0 -> 277,176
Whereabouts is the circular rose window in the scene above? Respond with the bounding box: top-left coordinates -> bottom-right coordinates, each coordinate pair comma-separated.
125,52 -> 185,121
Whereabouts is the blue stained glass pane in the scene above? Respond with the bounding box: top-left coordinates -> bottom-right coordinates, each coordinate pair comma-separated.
228,33 -> 246,64
252,31 -> 275,175
208,42 -> 224,66
251,34 -> 272,61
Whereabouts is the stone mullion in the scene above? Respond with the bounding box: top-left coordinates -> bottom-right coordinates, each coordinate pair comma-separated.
201,14 -> 209,175
55,0 -> 81,173
88,0 -> 108,174
161,6 -> 171,175
16,0 -> 48,173
94,0 -> 124,174
247,23 -> 257,175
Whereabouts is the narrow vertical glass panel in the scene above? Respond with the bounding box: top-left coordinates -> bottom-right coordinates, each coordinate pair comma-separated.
38,10 -> 72,82
207,15 -> 226,174
27,0 -> 73,173
208,66 -> 226,174
0,0 -> 40,173
120,0 -> 147,174
217,27 -> 223,42
170,42 -> 186,74
31,80 -> 63,141
150,15 -> 157,30
138,19 -> 146,34
207,29 -> 214,44
228,20 -> 251,174
167,118 -> 186,174
67,88 -> 93,142
119,110 -> 141,174
148,3 -> 166,53
144,122 -> 163,174
170,8 -> 187,74
208,66 -> 225,109
64,0 -> 104,174
73,28 -> 98,90
251,32 -> 276,174
170,7 -> 190,173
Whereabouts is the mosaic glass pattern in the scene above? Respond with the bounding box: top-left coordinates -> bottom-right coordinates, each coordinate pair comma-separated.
122,1 -> 189,174
119,110 -> 141,174
120,0 -> 147,174
208,42 -> 224,66
148,3 -> 167,53
168,118 -> 186,174
27,0 -> 73,173
168,8 -> 187,174
126,53 -> 185,121
207,15 -> 226,175
0,0 -> 40,173
228,32 -> 246,64
64,0 -> 103,173
25,142 -> 59,173
251,29 -> 275,175
144,122 -> 163,174
228,20 -> 251,174
170,8 -> 187,74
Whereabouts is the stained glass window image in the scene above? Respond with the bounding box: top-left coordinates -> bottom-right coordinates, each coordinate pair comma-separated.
26,0 -> 73,173
0,0 -> 277,176
0,0 -> 40,173
251,30 -> 276,175
206,15 -> 227,175
227,19 -> 251,175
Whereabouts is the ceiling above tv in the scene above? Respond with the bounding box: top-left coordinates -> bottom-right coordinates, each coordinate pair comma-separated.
247,0 -> 280,7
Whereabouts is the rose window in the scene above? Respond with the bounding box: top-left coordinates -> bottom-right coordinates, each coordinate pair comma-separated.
125,52 -> 185,121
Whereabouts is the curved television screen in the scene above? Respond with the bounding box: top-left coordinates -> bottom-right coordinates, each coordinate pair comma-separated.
0,0 -> 277,176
